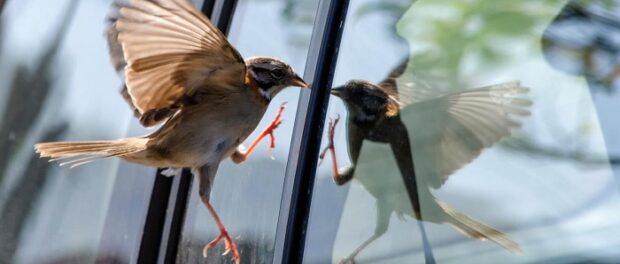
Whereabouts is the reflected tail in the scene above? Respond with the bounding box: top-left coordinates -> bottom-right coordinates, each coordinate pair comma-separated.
436,198 -> 522,254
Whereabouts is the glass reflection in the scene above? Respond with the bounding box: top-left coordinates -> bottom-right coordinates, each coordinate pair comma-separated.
306,0 -> 620,263
321,60 -> 530,263
0,0 -> 137,263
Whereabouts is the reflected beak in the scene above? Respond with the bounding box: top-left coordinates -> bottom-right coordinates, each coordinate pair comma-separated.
289,74 -> 309,88
330,86 -> 344,97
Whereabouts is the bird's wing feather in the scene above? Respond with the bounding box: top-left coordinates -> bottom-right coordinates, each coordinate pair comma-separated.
106,16 -> 126,73
402,81 -> 531,188
377,59 -> 440,107
113,0 -> 246,126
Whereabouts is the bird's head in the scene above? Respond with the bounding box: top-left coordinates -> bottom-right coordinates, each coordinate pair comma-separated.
331,80 -> 399,122
246,56 -> 308,101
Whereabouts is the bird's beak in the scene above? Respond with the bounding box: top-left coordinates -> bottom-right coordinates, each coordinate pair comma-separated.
330,86 -> 344,97
289,74 -> 309,88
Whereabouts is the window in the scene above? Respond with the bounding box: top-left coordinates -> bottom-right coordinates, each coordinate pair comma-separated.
1,0 -> 619,263
304,0 -> 620,263
0,0 -> 155,263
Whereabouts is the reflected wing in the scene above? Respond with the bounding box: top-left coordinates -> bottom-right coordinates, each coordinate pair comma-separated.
402,81 -> 531,188
113,0 -> 246,126
377,59 -> 439,107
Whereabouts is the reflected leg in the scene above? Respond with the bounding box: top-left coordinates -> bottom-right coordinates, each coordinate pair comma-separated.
388,124 -> 436,263
319,115 -> 342,181
417,220 -> 436,264
231,102 -> 287,163
195,165 -> 240,264
340,200 -> 391,264
319,115 -> 358,185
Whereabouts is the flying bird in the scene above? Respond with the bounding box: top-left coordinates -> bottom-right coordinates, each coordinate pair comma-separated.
321,59 -> 529,263
34,0 -> 308,263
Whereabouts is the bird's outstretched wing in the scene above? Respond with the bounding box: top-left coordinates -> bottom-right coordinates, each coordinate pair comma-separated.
375,58 -> 531,188
401,81 -> 531,188
111,0 -> 246,126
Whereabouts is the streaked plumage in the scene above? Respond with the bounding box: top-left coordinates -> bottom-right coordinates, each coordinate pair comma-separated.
325,59 -> 529,262
35,0 -> 308,262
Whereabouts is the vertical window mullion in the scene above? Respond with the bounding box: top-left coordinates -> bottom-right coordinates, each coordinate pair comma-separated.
145,0 -> 239,263
273,0 -> 350,263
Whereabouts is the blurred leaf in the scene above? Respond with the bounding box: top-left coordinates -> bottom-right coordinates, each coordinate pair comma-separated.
483,11 -> 537,35
356,2 -> 410,20
478,45 -> 502,64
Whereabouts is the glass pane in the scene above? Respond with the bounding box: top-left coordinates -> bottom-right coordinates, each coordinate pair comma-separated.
305,0 -> 620,263
0,0 -> 154,263
176,0 -> 319,263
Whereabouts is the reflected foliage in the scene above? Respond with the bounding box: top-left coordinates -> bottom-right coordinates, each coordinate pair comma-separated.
361,0 -> 619,93
359,0 -> 620,166
399,0 -> 562,88
281,0 -> 316,48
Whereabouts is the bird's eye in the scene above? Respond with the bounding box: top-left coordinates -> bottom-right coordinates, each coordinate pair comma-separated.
270,69 -> 285,79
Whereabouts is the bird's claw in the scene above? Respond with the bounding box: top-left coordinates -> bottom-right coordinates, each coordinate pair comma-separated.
318,115 -> 340,166
239,102 -> 287,162
264,102 -> 286,159
202,230 -> 240,264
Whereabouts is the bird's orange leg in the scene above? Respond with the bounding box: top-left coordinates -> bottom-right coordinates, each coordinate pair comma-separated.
319,115 -> 340,181
202,200 -> 240,263
232,102 -> 286,164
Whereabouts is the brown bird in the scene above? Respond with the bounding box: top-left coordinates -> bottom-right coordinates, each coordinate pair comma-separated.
34,0 -> 308,263
320,59 -> 529,263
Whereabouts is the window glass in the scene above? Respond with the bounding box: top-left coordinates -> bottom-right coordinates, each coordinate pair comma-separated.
0,0 -> 150,263
305,0 -> 620,263
176,0 -> 319,263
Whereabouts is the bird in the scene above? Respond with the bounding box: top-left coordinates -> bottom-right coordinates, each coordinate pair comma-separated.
34,0 -> 308,263
320,59 -> 529,263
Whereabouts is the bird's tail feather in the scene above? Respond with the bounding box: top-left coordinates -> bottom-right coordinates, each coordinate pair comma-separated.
34,138 -> 147,168
436,199 -> 522,254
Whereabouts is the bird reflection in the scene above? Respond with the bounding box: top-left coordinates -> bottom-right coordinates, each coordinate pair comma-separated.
321,59 -> 530,263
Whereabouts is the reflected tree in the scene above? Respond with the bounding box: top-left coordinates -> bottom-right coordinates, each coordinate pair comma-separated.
0,0 -> 78,262
360,0 -> 620,167
281,0 -> 317,49
360,0 -> 618,92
